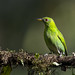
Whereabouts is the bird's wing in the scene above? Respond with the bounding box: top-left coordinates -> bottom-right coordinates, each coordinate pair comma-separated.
57,30 -> 67,55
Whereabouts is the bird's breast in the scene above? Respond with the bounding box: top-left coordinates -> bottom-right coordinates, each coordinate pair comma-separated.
44,30 -> 58,53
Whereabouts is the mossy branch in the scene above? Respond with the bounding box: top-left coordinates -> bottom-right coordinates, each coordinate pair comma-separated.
0,50 -> 75,67
0,50 -> 75,73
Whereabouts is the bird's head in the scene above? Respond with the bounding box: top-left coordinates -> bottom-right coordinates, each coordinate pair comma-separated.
37,17 -> 54,27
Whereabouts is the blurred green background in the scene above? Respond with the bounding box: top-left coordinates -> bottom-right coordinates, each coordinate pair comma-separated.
0,0 -> 75,75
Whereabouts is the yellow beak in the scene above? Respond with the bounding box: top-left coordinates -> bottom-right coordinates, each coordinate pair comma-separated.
37,18 -> 42,21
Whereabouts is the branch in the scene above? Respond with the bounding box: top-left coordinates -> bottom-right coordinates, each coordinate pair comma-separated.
0,50 -> 75,72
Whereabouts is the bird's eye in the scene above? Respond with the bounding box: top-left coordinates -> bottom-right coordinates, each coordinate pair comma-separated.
45,19 -> 48,21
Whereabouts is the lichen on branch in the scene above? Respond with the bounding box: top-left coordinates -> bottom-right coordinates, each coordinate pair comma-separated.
0,50 -> 75,72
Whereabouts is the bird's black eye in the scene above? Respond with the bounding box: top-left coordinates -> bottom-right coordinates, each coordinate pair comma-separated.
45,19 -> 48,21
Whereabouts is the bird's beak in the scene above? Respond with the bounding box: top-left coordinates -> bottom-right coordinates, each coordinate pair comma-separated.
37,18 -> 42,21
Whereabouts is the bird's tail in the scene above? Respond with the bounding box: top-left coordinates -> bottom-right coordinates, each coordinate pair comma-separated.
65,49 -> 68,56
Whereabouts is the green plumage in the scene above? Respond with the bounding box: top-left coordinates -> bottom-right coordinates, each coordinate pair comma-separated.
38,17 -> 67,56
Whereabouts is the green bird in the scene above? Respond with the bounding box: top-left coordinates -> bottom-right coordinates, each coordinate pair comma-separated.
37,17 -> 67,56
